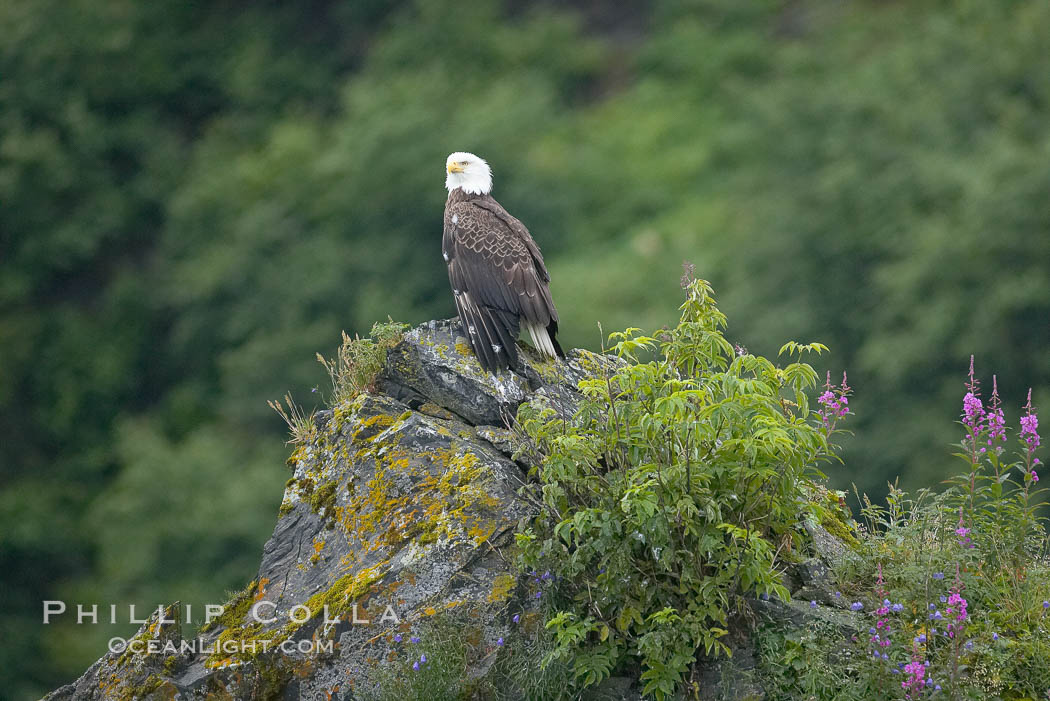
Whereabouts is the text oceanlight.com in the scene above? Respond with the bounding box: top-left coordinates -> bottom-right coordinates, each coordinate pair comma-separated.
107,637 -> 334,656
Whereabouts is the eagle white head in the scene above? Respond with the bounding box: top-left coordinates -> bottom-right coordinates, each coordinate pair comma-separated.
445,152 -> 492,195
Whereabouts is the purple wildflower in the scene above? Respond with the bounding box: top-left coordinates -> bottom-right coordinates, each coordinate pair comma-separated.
1021,411 -> 1040,449
410,636 -> 420,644
1021,391 -> 1041,471
496,637 -> 504,647
962,392 -> 984,428
984,377 -> 1006,449
412,661 -> 420,671
945,567 -> 968,642
902,644 -> 926,699
420,654 -> 427,663
512,614 -> 520,623
871,566 -> 892,652
955,509 -> 974,548
394,634 -> 402,643
851,602 -> 863,611
810,600 -> 817,608
817,372 -> 851,431
933,572 -> 945,580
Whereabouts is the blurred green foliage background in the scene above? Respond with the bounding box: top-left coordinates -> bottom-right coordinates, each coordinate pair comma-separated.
2,0 -> 1048,697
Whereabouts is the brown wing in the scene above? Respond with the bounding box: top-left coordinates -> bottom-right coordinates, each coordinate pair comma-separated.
471,200 -> 558,322
443,197 -> 558,371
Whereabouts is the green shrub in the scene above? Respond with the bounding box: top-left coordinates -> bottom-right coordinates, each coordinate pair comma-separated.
515,276 -> 848,699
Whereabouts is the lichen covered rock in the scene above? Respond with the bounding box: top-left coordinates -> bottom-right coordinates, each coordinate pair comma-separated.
44,322 -> 597,700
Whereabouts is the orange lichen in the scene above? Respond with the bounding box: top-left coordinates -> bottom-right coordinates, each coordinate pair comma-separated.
487,574 -> 516,603
331,416 -> 505,556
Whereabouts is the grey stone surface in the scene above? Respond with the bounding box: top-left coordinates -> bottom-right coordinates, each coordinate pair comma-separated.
377,318 -> 531,426
803,518 -> 849,566
790,556 -> 841,606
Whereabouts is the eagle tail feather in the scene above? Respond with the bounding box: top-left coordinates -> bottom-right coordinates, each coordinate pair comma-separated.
526,321 -> 559,360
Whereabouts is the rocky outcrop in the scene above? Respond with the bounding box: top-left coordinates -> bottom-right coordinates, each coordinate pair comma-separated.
45,319 -> 855,701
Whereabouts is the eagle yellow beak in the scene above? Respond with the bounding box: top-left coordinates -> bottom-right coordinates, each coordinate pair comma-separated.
447,162 -> 464,174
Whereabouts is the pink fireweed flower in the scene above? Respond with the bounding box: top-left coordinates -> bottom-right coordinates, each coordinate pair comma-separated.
902,644 -> 926,699
944,566 -> 968,643
869,565 -> 893,654
817,371 -> 852,432
838,371 -> 851,415
946,592 -> 968,624
962,392 -> 984,428
984,376 -> 1006,449
1021,415 -> 1039,445
955,508 -> 974,549
962,356 -> 985,445
1021,390 -> 1040,451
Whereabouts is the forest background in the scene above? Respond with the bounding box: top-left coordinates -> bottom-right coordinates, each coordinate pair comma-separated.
2,0 -> 1048,697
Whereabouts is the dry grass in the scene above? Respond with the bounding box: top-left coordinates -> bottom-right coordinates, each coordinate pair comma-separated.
268,320 -> 408,444
316,319 -> 409,406
267,392 -> 315,445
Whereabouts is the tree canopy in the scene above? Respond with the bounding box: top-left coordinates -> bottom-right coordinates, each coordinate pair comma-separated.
3,0 -> 1048,695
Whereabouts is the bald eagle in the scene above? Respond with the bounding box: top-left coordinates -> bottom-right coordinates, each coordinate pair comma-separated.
443,152 -> 563,372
